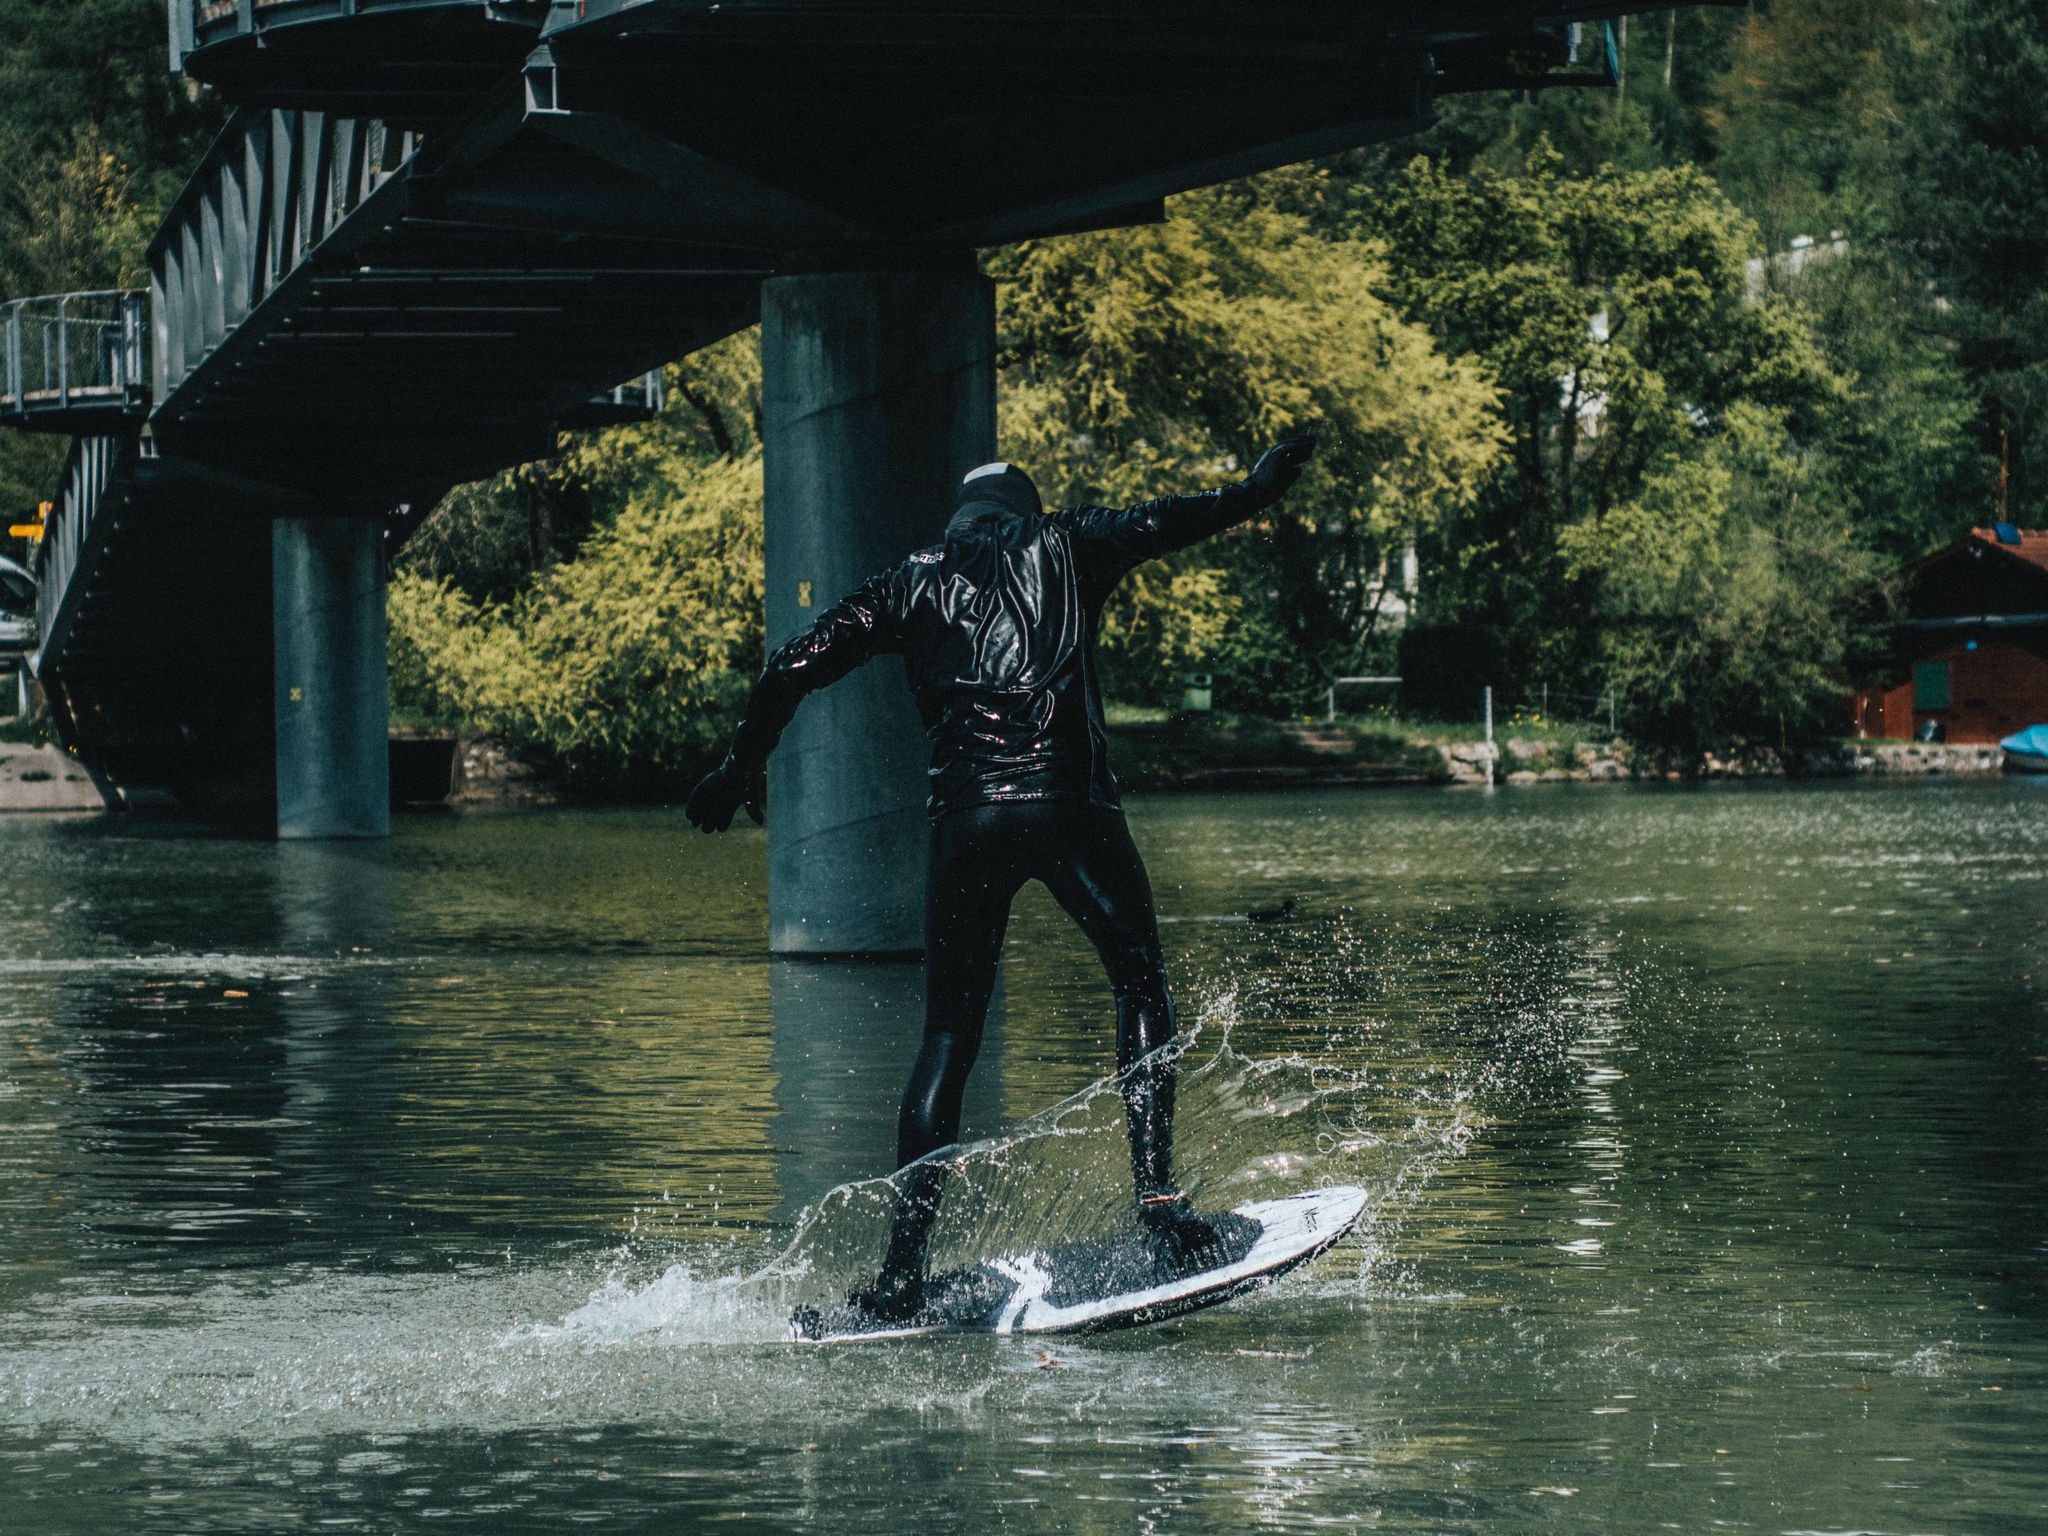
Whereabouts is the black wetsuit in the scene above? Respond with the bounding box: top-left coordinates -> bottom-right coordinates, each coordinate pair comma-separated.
688,444 -> 1314,1311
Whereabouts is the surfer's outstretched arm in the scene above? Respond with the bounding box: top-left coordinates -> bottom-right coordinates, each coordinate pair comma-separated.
685,575 -> 900,832
1047,436 -> 1316,597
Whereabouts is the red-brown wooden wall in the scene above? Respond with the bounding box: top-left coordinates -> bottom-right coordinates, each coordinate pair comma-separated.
1854,636 -> 2048,742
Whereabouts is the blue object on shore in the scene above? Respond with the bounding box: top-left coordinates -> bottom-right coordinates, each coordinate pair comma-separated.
1999,725 -> 2048,772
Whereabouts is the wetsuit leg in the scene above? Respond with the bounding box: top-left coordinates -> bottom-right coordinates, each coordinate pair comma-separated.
1034,807 -> 1181,1204
900,805 -> 1023,1165
867,806 -> 1024,1312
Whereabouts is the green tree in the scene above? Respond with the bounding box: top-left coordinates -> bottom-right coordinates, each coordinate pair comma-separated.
401,330 -> 762,605
1559,401 -> 1881,751
0,0 -> 221,221
1708,0 -> 1920,250
1888,0 -> 2048,521
0,0 -> 220,548
1781,252 -> 1989,561
991,184 -> 1506,709
1363,146 -> 1847,694
389,329 -> 766,791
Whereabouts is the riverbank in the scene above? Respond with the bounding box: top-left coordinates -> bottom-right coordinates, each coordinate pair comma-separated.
5,722 -> 2004,815
1109,716 -> 2018,791
1461,736 -> 2011,786
434,718 -> 2020,806
0,741 -> 103,811
1107,715 -> 1446,791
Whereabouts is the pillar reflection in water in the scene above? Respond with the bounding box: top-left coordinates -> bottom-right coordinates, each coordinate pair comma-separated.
769,958 -> 1005,1221
274,836 -> 395,953
270,838 -> 401,1238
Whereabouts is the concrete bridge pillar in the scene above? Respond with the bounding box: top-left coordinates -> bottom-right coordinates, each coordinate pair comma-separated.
273,517 -> 390,840
760,262 -> 995,955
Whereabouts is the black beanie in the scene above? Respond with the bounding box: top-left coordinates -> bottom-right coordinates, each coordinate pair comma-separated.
955,461 -> 1042,519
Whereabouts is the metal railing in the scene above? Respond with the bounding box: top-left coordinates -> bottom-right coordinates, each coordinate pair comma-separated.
1525,685 -> 1618,736
0,292 -> 149,425
35,435 -> 128,661
1324,675 -> 1402,722
558,370 -> 668,429
1321,676 -> 1623,737
173,0 -> 545,71
151,108 -> 418,408
595,371 -> 665,417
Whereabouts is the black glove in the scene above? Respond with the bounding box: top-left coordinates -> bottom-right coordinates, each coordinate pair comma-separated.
1245,435 -> 1318,507
685,760 -> 763,833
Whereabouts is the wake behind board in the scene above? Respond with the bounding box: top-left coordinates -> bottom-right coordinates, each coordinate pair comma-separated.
790,1185 -> 1366,1344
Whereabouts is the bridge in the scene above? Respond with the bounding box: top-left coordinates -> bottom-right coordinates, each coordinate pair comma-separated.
5,1 -> 1708,953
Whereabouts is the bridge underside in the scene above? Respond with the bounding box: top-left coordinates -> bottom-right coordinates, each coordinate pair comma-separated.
23,0 -> 1677,937
38,446 -> 278,818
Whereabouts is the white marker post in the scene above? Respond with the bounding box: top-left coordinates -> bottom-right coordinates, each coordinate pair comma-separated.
1484,685 -> 1495,787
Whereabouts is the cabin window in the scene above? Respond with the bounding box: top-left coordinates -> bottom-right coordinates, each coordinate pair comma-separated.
1913,661 -> 1951,712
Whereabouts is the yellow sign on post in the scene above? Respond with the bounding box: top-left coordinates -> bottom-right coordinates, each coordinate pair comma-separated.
8,524 -> 42,540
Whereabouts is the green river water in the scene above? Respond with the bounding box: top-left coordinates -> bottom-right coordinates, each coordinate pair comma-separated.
1,781 -> 2044,1532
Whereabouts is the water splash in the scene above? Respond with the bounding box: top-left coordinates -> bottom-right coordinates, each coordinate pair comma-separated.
585,988 -> 1480,1330
0,989 -> 1478,1446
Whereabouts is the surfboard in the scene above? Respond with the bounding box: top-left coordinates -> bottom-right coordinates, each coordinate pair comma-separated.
789,1184 -> 1366,1344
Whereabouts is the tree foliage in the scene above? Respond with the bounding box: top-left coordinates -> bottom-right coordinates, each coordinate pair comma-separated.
1708,0 -> 1918,248
1889,0 -> 2048,520
991,185 -> 1506,708
390,449 -> 764,795
1359,147 -> 1856,708
0,0 -> 221,544
1558,402 -> 1881,751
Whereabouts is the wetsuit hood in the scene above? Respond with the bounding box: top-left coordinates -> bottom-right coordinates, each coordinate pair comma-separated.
943,462 -> 1043,582
949,462 -> 1041,525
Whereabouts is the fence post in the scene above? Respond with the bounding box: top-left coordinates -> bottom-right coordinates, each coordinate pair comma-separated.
7,304 -> 20,407
123,293 -> 142,388
1326,683 -> 1336,723
55,296 -> 69,407
1484,684 -> 1495,788
1606,691 -> 1616,738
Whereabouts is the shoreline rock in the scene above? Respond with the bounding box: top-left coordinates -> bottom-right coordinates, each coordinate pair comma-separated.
425,728 -> 2029,810
453,735 -> 559,807
1434,737 -> 2011,786
0,742 -> 106,812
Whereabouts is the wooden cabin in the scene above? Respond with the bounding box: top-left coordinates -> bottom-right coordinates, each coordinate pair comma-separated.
1853,525 -> 2048,743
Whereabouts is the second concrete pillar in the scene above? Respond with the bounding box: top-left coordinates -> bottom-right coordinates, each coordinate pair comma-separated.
273,516 -> 390,840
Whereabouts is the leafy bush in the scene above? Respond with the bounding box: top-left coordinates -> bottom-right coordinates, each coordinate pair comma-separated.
390,453 -> 764,796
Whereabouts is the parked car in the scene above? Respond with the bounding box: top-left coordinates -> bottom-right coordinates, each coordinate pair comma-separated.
0,554 -> 36,652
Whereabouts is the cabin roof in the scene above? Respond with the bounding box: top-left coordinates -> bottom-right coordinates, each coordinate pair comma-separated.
1895,526 -> 2048,595
1967,526 -> 2048,573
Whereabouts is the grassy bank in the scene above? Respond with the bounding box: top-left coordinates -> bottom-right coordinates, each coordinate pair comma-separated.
1104,709 -> 1448,791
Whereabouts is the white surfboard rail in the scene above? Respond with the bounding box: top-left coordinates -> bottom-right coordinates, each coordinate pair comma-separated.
793,1184 -> 1367,1344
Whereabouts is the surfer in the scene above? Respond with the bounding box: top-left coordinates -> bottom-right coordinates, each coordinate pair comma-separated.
687,437 -> 1318,1322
